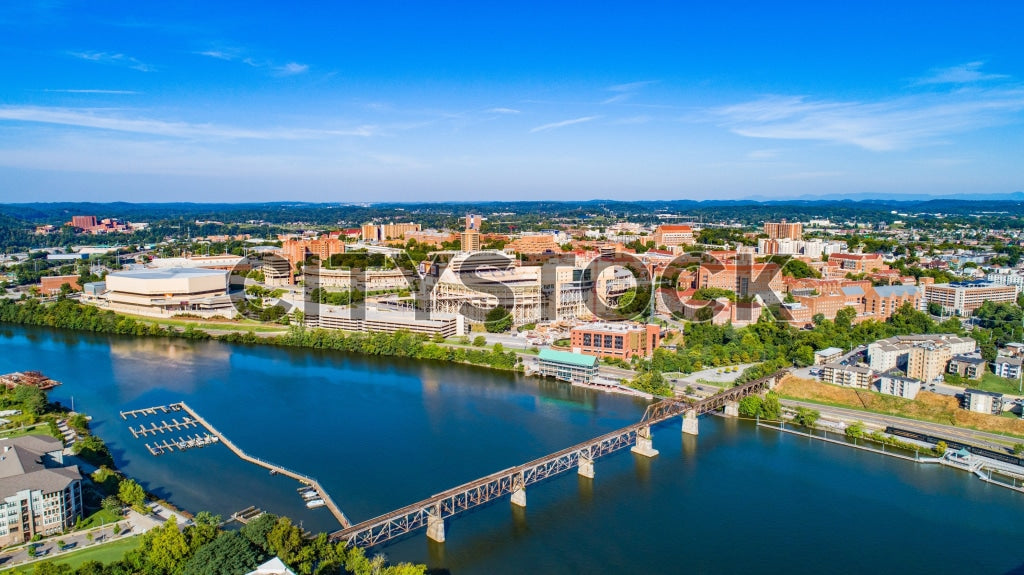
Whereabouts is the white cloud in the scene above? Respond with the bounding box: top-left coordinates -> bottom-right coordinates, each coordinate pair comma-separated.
197,50 -> 235,61
43,89 -> 140,95
603,80 -> 658,104
610,115 -> 652,125
711,89 -> 1024,151
68,51 -> 153,72
915,61 -> 1009,85
486,107 -> 520,114
0,106 -> 375,140
275,62 -> 309,76
747,149 -> 779,159
529,116 -> 599,133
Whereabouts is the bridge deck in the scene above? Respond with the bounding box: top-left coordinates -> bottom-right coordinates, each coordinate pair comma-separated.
329,370 -> 783,547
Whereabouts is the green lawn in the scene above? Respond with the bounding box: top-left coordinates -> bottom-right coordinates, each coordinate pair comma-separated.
975,372 -> 1024,396
114,312 -> 288,333
0,427 -> 57,441
75,509 -> 123,531
9,536 -> 140,573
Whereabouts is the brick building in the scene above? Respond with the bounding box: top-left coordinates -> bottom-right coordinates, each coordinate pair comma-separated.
570,322 -> 662,360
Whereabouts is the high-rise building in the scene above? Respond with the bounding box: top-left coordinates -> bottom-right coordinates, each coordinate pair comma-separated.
764,220 -> 803,240
460,229 -> 481,252
465,214 -> 482,230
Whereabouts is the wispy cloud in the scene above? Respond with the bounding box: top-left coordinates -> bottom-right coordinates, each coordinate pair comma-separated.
711,88 -> 1024,151
68,51 -> 153,72
196,48 -> 309,76
747,149 -> 780,159
43,89 -> 140,95
610,115 -> 652,125
529,116 -> 599,133
603,80 -> 657,104
486,107 -> 520,114
274,62 -> 309,76
915,61 -> 1009,85
0,106 -> 375,140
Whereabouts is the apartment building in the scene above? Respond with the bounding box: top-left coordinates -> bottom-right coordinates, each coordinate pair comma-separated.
878,371 -> 921,399
964,388 -> 1004,415
867,334 -> 976,379
924,281 -> 1019,316
820,363 -> 872,389
0,435 -> 84,546
993,357 -> 1022,380
280,237 -> 344,270
948,354 -> 986,380
763,221 -> 803,240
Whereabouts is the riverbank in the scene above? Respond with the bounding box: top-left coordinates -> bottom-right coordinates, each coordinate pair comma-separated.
777,374 -> 1024,441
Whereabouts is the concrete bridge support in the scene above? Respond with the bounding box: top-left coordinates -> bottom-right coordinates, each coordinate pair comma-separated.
426,508 -> 445,543
578,455 -> 595,479
723,401 -> 739,417
631,426 -> 659,457
682,409 -> 699,436
511,473 -> 527,507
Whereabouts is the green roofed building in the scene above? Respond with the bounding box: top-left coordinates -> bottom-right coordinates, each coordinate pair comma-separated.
537,349 -> 599,384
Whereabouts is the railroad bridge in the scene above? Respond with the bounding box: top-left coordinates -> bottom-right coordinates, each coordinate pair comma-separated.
329,369 -> 786,547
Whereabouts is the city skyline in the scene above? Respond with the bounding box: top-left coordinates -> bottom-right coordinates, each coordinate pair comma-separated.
1,1 -> 1022,202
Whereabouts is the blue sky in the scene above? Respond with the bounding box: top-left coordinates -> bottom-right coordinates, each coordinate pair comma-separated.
1,1 -> 1022,202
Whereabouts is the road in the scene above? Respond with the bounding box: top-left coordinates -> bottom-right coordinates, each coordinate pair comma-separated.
782,398 -> 1022,452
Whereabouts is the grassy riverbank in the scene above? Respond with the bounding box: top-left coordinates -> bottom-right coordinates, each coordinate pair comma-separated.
777,375 -> 1024,439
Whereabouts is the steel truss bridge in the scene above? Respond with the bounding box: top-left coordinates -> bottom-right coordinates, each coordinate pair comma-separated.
329,369 -> 786,547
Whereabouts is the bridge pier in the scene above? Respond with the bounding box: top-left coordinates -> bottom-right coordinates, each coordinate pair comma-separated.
723,401 -> 739,418
578,455 -> 595,479
511,473 -> 526,507
682,409 -> 699,435
631,426 -> 659,458
426,508 -> 445,543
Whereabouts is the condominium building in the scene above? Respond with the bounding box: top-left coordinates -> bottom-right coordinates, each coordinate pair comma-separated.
867,334 -> 976,379
763,221 -> 803,240
570,322 -> 661,361
820,363 -> 872,389
924,281 -> 1019,316
963,388 -> 1004,415
948,354 -> 986,380
993,357 -> 1022,380
0,435 -> 84,546
878,371 -> 921,399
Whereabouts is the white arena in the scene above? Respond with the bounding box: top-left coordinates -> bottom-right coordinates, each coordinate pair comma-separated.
100,268 -> 237,318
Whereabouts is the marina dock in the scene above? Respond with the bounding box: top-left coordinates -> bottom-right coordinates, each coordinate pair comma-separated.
125,401 -> 351,529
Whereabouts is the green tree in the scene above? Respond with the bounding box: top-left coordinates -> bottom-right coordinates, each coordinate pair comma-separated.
759,391 -> 782,421
13,384 -> 47,417
182,532 -> 260,575
240,512 -> 278,553
101,495 -> 123,515
845,421 -> 865,439
1014,443 -> 1024,456
792,407 -> 820,428
117,478 -> 147,513
484,306 -> 513,333
146,516 -> 190,573
267,517 -> 305,563
472,335 -> 487,347
738,395 -> 762,418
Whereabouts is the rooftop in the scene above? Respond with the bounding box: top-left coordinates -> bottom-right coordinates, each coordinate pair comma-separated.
538,348 -> 599,368
109,267 -> 228,281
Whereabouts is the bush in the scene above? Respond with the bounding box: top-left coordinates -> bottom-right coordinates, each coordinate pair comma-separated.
472,336 -> 487,347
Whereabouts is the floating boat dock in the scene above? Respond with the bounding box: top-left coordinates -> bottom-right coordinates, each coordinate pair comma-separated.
124,401 -> 351,529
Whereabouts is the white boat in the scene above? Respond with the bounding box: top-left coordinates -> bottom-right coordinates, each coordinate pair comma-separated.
306,499 -> 325,509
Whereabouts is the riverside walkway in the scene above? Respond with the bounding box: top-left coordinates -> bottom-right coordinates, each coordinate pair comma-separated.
329,370 -> 787,547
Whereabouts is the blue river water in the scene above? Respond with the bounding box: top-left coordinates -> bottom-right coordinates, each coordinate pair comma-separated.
1,324 -> 1023,574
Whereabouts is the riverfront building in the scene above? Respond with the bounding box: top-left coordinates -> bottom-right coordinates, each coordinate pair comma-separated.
820,363 -> 872,389
964,388 -> 1004,415
569,322 -> 661,361
535,349 -> 599,384
877,371 -> 921,399
100,267 -> 237,318
993,357 -> 1022,380
867,335 -> 976,378
0,435 -> 84,546
306,306 -> 465,338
